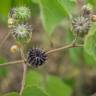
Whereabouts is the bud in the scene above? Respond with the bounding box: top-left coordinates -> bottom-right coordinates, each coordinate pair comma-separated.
8,18 -> 15,28
10,45 -> 19,53
91,15 -> 96,22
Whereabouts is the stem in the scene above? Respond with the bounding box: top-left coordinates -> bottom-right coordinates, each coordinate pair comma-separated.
19,47 -> 27,96
46,43 -> 83,54
0,32 -> 11,49
19,63 -> 27,96
0,60 -> 24,67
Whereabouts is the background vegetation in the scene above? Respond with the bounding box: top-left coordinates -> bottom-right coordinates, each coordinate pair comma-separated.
0,0 -> 96,96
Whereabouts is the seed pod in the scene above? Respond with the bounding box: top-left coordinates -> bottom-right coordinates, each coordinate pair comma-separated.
10,45 -> 19,53
12,23 -> 32,44
9,7 -> 31,22
91,15 -> 96,22
27,48 -> 47,67
82,4 -> 92,18
8,18 -> 15,28
72,16 -> 91,37
9,8 -> 17,18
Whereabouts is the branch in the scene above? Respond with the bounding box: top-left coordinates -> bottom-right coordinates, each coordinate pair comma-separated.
46,40 -> 83,54
0,60 -> 24,67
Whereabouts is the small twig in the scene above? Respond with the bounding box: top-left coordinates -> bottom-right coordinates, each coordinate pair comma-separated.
46,41 -> 83,54
0,60 -> 24,67
0,32 -> 11,49
19,47 -> 27,96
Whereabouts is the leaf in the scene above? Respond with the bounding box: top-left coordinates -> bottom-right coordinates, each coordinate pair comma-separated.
45,75 -> 71,96
25,70 -> 43,88
84,23 -> 96,61
23,86 -> 48,96
83,51 -> 96,66
39,0 -> 70,35
3,92 -> 19,96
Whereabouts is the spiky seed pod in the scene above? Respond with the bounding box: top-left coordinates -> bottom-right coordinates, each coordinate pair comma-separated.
82,5 -> 92,18
12,23 -> 32,43
8,8 -> 19,28
27,48 -> 47,67
72,16 -> 91,37
9,7 -> 31,22
9,8 -> 17,18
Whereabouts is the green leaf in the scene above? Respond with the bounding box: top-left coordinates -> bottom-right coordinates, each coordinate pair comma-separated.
25,70 -> 71,96
23,86 -> 48,96
39,0 -> 70,35
25,70 -> 42,88
84,23 -> 96,61
83,51 -> 96,66
3,92 -> 19,96
45,75 -> 71,96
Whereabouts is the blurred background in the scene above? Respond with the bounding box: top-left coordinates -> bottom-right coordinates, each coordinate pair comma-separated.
0,0 -> 96,96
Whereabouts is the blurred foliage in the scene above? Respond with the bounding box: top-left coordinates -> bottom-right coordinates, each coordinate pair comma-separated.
2,92 -> 19,96
0,0 -> 96,96
23,86 -> 48,96
0,57 -> 8,77
84,23 -> 96,61
24,70 -> 71,96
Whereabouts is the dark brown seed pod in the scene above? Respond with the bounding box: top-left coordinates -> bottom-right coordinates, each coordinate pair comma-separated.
27,48 -> 47,67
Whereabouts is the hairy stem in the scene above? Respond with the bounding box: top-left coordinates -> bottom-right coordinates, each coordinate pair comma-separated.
0,60 -> 24,66
19,62 -> 27,96
19,47 -> 27,96
46,41 -> 83,54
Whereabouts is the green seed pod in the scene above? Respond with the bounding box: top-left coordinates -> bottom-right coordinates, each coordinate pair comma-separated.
72,16 -> 91,37
9,6 -> 31,22
12,23 -> 32,44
